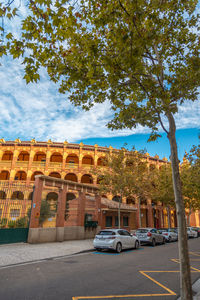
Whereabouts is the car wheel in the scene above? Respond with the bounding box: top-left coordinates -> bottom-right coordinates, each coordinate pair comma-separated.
162,237 -> 166,244
151,239 -> 156,247
168,236 -> 172,242
116,242 -> 122,253
135,240 -> 139,249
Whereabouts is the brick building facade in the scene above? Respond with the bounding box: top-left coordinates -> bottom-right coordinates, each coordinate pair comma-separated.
0,138 -> 199,242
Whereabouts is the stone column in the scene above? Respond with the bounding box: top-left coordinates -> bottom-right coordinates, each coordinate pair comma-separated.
136,202 -> 141,228
94,144 -> 98,167
29,176 -> 43,229
28,176 -> 44,243
56,185 -> 67,242
147,204 -> 153,227
77,191 -> 86,226
94,193 -> 101,227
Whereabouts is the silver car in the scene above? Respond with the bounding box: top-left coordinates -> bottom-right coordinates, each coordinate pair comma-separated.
136,228 -> 165,246
93,229 -> 140,253
187,227 -> 198,238
158,228 -> 178,242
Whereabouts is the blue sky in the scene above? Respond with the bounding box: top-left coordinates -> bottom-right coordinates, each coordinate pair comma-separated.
0,3 -> 199,162
0,56 -> 199,161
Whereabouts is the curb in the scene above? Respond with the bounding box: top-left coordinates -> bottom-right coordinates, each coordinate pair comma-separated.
177,278 -> 200,300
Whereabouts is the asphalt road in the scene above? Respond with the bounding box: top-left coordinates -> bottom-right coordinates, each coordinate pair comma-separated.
0,238 -> 200,300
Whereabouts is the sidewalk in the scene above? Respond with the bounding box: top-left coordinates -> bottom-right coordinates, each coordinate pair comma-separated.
0,239 -> 94,267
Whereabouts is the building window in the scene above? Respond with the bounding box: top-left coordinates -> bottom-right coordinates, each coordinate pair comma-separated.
115,216 -> 119,227
123,216 -> 129,227
105,216 -> 112,227
10,209 -> 20,218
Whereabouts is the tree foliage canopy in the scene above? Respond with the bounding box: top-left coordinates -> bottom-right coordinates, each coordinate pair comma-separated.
94,147 -> 149,201
0,0 -> 200,139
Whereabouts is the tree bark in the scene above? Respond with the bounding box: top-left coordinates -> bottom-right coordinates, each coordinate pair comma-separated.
167,206 -> 171,229
167,112 -> 192,299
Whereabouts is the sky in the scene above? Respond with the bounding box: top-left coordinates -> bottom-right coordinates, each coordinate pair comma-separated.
0,4 -> 199,162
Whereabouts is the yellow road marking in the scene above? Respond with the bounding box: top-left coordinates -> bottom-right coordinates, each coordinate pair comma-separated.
139,271 -> 176,295
189,252 -> 200,257
72,294 -> 173,300
73,252 -> 200,299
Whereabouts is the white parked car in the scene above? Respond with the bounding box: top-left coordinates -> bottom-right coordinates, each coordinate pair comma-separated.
158,228 -> 178,242
93,229 -> 140,253
187,227 -> 198,238
135,228 -> 165,246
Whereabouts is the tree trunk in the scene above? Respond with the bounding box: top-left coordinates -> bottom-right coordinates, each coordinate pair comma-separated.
138,197 -> 141,228
118,201 -> 121,229
188,207 -> 192,226
167,206 -> 171,229
167,112 -> 192,299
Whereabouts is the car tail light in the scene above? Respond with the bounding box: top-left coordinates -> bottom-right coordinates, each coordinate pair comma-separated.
147,232 -> 152,237
132,233 -> 136,236
164,233 -> 168,236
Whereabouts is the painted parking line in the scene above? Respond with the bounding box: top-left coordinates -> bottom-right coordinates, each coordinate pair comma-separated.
72,251 -> 200,299
189,251 -> 200,257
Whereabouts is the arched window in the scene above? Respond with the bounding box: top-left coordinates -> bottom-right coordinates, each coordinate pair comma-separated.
0,191 -> 6,199
81,174 -> 93,184
46,192 -> 58,216
97,157 -> 107,166
66,192 -> 76,201
28,192 -> 33,200
0,170 -> 10,180
64,173 -> 78,182
65,193 -> 76,221
11,191 -> 24,200
2,151 -> 13,161
33,152 -> 46,162
126,197 -> 136,205
15,171 -> 27,181
50,153 -> 63,162
112,195 -> 122,203
66,154 -> 79,164
18,151 -> 29,161
31,171 -> 44,181
82,155 -> 94,165
49,172 -> 61,179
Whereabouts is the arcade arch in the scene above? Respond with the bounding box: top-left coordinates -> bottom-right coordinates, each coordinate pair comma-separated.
50,153 -> 63,162
82,155 -> 94,165
64,173 -> 78,182
81,174 -> 93,184
31,171 -> 44,181
49,172 -> 61,179
0,170 -> 10,180
15,171 -> 27,181
66,154 -> 79,164
2,151 -> 13,161
33,152 -> 46,162
0,191 -> 6,199
11,191 -> 24,200
18,151 -> 29,161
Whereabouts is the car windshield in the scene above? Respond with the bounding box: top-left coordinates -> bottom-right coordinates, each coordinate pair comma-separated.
136,229 -> 148,233
97,231 -> 116,236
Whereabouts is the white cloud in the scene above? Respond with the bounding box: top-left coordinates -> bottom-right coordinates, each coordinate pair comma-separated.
0,55 -> 199,143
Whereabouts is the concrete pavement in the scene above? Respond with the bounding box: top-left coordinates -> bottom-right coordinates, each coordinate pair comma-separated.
0,240 -> 200,299
0,239 -> 94,267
